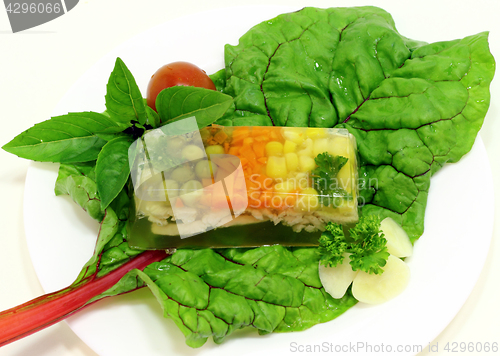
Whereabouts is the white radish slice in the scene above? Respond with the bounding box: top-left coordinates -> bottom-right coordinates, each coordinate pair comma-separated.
352,255 -> 410,304
380,217 -> 413,258
318,253 -> 358,299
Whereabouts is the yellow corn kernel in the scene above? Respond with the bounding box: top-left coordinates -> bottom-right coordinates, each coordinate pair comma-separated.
283,140 -> 297,154
327,135 -> 351,159
286,174 -> 308,192
299,155 -> 316,172
273,180 -> 296,205
336,197 -> 356,215
265,141 -> 284,157
266,156 -> 288,179
313,138 -> 329,157
294,172 -> 310,189
297,147 -> 313,157
274,180 -> 295,193
295,188 -> 320,212
302,187 -> 319,195
304,138 -> 313,149
297,138 -> 314,157
306,128 -> 327,139
282,128 -> 306,144
285,152 -> 299,172
337,163 -> 353,193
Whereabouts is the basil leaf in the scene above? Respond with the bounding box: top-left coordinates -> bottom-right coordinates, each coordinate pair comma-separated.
105,57 -> 148,125
2,112 -> 110,163
146,106 -> 161,128
94,110 -> 131,140
156,86 -> 233,129
95,136 -> 133,210
96,131 -> 129,142
69,111 -> 126,133
108,187 -> 131,221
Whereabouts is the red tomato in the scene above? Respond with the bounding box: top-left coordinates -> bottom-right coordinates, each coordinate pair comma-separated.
146,61 -> 216,111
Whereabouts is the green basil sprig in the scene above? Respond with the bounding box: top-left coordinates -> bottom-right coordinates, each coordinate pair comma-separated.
105,57 -> 148,125
2,112 -> 117,163
95,136 -> 134,210
156,86 -> 234,129
3,57 -> 234,208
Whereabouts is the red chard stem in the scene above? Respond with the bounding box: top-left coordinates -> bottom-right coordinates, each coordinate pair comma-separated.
0,250 -> 167,347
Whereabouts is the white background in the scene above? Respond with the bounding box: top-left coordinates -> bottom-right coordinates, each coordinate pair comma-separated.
0,1 -> 499,355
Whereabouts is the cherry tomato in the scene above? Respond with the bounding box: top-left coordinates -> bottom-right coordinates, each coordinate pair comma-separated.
146,61 -> 216,111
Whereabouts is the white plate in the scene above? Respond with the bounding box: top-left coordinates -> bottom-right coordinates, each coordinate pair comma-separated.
23,5 -> 494,356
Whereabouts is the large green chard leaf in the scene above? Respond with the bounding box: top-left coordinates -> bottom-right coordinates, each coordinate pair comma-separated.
80,245 -> 355,348
54,162 -> 143,283
215,6 -> 495,241
54,163 -> 103,221
132,247 -> 356,347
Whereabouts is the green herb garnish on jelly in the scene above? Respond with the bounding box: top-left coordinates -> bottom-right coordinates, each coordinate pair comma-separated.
311,152 -> 351,207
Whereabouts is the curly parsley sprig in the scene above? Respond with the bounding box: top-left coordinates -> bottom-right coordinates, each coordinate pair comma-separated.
319,215 -> 390,274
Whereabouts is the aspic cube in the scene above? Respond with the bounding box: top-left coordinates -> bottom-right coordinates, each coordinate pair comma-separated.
127,117 -> 359,249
